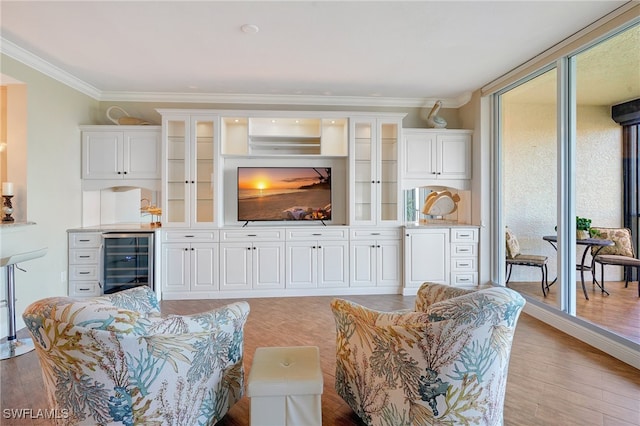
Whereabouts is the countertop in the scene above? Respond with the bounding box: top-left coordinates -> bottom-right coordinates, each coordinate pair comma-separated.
404,220 -> 480,229
67,223 -> 160,233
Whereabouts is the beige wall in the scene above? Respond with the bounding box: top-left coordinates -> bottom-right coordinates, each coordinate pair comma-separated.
504,102 -> 622,282
0,54 -> 96,335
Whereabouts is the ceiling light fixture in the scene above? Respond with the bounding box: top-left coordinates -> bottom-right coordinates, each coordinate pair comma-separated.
241,24 -> 259,34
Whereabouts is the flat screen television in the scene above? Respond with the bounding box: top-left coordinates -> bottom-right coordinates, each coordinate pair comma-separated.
237,167 -> 332,222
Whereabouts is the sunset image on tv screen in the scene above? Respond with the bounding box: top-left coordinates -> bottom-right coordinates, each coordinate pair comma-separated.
237,167 -> 331,221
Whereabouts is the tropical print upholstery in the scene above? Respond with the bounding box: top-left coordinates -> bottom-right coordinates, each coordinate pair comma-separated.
331,282 -> 525,426
22,286 -> 250,426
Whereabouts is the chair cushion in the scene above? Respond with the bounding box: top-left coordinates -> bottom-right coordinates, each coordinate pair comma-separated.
506,254 -> 547,266
505,227 -> 521,258
590,227 -> 634,257
595,254 -> 640,267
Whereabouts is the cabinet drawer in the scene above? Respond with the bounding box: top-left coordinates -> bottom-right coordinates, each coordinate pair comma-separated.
70,265 -> 99,280
452,257 -> 477,271
287,228 -> 348,240
451,228 -> 478,243
221,229 -> 284,241
451,243 -> 477,257
70,282 -> 101,297
451,272 -> 478,286
69,233 -> 102,248
69,249 -> 100,264
350,228 -> 401,240
164,230 -> 219,242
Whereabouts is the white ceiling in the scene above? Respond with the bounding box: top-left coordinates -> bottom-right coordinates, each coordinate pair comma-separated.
0,1 -> 633,107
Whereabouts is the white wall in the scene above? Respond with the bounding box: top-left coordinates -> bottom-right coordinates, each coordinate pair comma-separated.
0,54 -> 96,335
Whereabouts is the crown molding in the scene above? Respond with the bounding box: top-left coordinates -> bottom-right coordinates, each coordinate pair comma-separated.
2,36 -> 471,109
1,37 -> 101,99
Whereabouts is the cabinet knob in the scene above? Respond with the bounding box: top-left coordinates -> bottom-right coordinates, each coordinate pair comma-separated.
377,245 -> 381,248
371,245 -> 376,248
191,180 -> 195,184
185,180 -> 189,184
318,246 -> 322,249
117,171 -> 122,175
184,248 -> 188,251
191,248 -> 194,251
123,171 -> 128,175
377,180 -> 381,184
371,180 -> 375,184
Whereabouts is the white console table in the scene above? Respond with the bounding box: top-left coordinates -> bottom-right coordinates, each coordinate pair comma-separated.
0,247 -> 47,359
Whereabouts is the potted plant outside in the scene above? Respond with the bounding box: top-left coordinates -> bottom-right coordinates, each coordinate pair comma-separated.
576,216 -> 592,239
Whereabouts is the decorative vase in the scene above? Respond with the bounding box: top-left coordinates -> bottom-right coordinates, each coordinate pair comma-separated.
577,230 -> 590,240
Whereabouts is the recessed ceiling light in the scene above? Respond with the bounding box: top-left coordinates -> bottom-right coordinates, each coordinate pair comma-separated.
241,24 -> 259,34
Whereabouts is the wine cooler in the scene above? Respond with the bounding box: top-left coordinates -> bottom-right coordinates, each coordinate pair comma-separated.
102,232 -> 154,294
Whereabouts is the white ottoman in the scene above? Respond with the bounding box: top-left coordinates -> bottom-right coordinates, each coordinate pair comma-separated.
247,346 -> 323,426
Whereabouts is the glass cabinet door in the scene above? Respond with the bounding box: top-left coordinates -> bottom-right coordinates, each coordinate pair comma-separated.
379,121 -> 400,223
164,117 -> 189,226
350,118 -> 401,226
191,117 -> 215,226
352,120 -> 375,224
162,114 -> 217,227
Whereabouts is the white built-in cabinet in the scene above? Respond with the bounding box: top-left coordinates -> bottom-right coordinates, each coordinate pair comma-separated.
401,129 -> 472,189
285,228 -> 349,289
350,117 -> 404,226
81,126 -> 161,180
67,232 -> 102,297
350,228 -> 402,288
160,114 -> 217,227
161,230 -> 219,296
219,229 -> 285,291
403,226 -> 479,293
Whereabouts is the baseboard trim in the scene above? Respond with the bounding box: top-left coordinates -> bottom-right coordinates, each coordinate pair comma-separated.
523,299 -> 640,370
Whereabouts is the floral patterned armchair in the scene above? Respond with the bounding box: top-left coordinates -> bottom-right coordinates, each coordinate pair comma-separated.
331,282 -> 525,426
22,286 -> 250,426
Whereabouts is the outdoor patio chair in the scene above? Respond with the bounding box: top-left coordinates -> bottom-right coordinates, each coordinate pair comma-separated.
505,227 -> 550,296
590,227 -> 640,297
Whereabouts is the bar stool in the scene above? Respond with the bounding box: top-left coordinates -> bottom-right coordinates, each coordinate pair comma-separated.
0,247 -> 47,359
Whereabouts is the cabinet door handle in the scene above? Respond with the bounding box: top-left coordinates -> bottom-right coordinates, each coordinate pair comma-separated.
184,235 -> 195,238
78,287 -> 91,291
312,233 -> 321,236
458,233 -> 471,238
371,233 -> 380,235
79,271 -> 90,275
79,239 -> 90,242
247,234 -> 257,237
79,255 -> 90,258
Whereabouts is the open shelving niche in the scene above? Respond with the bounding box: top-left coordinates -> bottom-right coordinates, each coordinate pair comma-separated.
219,115 -> 350,227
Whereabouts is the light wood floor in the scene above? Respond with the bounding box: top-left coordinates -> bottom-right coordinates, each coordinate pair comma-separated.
507,279 -> 640,344
1,294 -> 639,425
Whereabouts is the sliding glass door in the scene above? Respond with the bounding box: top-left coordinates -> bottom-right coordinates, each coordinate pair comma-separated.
497,23 -> 639,345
